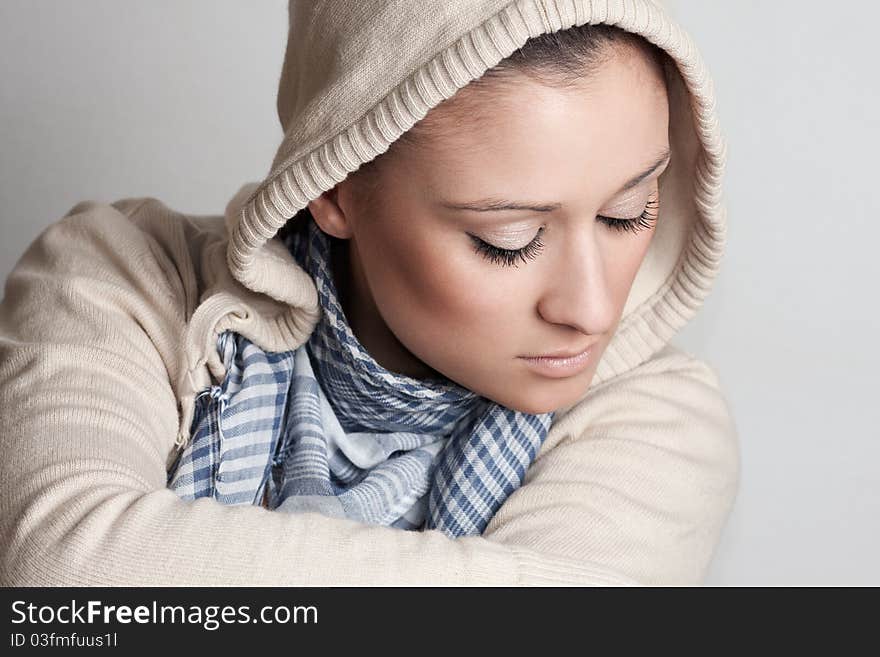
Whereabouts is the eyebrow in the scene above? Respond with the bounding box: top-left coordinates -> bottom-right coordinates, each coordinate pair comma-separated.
439,149 -> 671,213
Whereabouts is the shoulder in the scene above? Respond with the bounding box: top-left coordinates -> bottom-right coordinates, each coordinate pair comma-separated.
20,196 -> 228,315
21,195 -> 227,274
547,343 -> 741,532
51,195 -> 225,246
552,343 -> 739,471
483,342 -> 741,584
592,342 -> 729,395
527,344 -> 741,583
0,195 -> 237,466
556,342 -> 736,429
62,196 -> 226,284
1,196 -> 229,388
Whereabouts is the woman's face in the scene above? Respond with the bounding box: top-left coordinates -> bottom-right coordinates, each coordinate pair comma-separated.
308,45 -> 670,414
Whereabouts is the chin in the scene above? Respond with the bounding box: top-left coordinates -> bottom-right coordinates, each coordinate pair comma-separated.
497,379 -> 594,415
493,393 -> 571,416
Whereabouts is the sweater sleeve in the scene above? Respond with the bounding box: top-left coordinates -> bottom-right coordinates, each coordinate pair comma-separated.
482,344 -> 741,585
0,201 -> 637,586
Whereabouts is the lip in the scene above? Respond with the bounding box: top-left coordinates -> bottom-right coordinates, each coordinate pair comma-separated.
524,343 -> 596,359
518,344 -> 595,378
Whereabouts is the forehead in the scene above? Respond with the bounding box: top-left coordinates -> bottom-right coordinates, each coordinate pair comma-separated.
395,50 -> 670,199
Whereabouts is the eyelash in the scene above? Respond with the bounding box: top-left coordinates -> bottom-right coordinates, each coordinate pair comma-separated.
469,196 -> 660,268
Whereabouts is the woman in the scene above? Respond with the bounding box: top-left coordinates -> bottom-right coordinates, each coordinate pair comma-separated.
0,0 -> 739,585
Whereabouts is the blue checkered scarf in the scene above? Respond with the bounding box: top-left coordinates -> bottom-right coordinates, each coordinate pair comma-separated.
167,217 -> 554,537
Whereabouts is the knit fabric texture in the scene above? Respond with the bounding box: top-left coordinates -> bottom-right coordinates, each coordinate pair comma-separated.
167,217 -> 554,537
0,0 -> 741,586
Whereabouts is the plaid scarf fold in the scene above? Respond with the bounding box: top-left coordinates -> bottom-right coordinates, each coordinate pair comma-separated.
167,218 -> 554,537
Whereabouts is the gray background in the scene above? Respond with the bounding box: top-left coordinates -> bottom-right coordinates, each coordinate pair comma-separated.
1,0 -> 877,585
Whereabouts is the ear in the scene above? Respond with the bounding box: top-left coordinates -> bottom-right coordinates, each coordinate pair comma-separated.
307,186 -> 353,239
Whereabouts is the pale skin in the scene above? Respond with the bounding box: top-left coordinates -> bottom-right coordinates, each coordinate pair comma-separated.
307,43 -> 670,415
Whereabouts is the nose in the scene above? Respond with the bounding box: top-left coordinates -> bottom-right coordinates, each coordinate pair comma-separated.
535,228 -> 617,335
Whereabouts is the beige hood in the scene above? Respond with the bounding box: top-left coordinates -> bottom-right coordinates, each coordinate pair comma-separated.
222,0 -> 728,388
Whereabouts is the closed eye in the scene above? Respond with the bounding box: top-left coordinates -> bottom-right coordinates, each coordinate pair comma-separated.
469,195 -> 660,268
597,196 -> 660,235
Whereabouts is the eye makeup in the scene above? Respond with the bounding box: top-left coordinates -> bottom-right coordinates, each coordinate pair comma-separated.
469,226 -> 547,268
468,193 -> 660,268
596,196 -> 659,235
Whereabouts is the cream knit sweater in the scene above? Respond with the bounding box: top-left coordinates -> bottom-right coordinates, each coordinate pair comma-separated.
0,0 -> 739,586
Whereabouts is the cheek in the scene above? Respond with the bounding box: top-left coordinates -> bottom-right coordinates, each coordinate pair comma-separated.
360,225 -> 514,348
606,229 -> 655,301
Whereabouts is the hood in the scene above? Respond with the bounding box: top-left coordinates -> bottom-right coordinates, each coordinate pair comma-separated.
222,0 -> 728,388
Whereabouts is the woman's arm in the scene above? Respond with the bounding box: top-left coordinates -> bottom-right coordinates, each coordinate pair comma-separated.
0,201 -> 636,586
